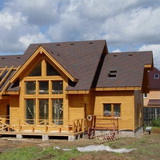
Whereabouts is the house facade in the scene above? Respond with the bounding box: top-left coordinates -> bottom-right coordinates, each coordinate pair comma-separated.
144,68 -> 160,125
0,40 -> 153,140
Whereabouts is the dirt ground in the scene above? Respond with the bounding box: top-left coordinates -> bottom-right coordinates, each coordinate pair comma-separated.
0,135 -> 95,153
0,133 -> 160,160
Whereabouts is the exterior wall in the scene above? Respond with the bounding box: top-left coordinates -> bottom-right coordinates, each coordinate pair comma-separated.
0,99 -> 9,116
144,90 -> 160,106
134,90 -> 143,129
10,95 -> 20,125
94,91 -> 135,131
68,95 -> 84,124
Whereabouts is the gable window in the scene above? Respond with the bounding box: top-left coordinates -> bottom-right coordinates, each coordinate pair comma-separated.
103,103 -> 121,117
26,99 -> 35,124
39,81 -> 48,94
29,61 -> 41,76
47,62 -> 60,76
26,81 -> 36,94
108,70 -> 117,77
52,81 -> 63,94
154,74 -> 159,79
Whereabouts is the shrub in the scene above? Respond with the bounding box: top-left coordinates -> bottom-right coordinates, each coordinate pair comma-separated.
152,119 -> 160,127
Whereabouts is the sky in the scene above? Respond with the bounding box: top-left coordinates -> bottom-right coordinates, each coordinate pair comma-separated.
0,0 -> 159,69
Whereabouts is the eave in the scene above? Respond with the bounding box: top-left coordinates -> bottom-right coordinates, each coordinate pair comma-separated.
95,87 -> 142,91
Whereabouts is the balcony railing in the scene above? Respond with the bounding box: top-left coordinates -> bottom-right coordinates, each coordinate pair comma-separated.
0,116 -> 84,135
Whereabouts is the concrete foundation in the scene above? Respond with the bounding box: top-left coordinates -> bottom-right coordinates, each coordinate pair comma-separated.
42,135 -> 49,141
68,135 -> 76,141
119,126 -> 144,137
16,134 -> 23,139
94,126 -> 144,138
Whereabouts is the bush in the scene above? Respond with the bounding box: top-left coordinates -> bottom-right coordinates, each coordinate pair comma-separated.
152,119 -> 160,127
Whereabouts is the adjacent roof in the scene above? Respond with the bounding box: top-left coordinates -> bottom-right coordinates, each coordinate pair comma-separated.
148,68 -> 160,90
96,51 -> 153,88
148,99 -> 160,106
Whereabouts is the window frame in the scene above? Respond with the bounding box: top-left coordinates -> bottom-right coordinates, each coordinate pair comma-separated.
103,103 -> 121,118
25,81 -> 36,94
52,80 -> 63,94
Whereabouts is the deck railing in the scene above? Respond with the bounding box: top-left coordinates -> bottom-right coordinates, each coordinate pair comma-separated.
0,117 -> 84,135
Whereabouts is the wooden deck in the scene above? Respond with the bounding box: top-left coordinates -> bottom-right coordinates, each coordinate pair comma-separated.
0,118 -> 85,140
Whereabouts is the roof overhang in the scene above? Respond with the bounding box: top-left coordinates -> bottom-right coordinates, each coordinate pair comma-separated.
95,87 -> 142,91
10,46 -> 78,83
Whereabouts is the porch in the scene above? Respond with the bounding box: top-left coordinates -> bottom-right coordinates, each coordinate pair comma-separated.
0,116 -> 85,141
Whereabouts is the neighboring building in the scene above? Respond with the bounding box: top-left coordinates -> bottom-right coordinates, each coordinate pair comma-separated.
144,68 -> 160,125
0,40 -> 153,140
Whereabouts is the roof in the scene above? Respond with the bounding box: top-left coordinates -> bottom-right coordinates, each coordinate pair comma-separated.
0,40 -> 107,92
96,51 -> 153,88
0,40 -> 153,94
148,68 -> 160,90
148,99 -> 160,106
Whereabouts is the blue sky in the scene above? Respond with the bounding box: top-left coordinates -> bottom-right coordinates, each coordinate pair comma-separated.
0,0 -> 159,68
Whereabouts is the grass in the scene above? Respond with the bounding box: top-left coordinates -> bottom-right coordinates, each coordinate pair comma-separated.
0,134 -> 160,160
0,146 -> 82,160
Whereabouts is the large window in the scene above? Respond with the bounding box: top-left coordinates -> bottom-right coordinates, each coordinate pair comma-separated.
47,62 -> 60,76
39,99 -> 49,122
52,81 -> 63,94
26,81 -> 36,94
28,62 -> 41,76
39,81 -> 48,94
52,99 -> 63,125
104,104 -> 121,117
24,59 -> 64,126
26,99 -> 35,124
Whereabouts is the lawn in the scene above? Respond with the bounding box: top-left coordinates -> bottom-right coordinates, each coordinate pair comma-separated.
0,134 -> 160,160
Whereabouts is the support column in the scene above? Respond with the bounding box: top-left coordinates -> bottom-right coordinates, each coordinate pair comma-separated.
68,135 -> 76,141
16,134 -> 23,139
42,135 -> 49,141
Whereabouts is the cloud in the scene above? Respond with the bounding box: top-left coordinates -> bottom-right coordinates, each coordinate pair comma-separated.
0,0 -> 160,56
139,44 -> 160,69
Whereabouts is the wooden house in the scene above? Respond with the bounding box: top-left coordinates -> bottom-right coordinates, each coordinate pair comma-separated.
0,40 -> 153,140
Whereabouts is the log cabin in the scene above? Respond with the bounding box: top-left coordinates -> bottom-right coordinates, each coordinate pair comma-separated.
0,40 -> 153,140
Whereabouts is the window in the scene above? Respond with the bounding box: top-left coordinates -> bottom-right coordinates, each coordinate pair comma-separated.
39,99 -> 49,121
29,61 -> 41,76
154,74 -> 159,79
104,104 -> 111,116
25,81 -> 36,94
52,81 -> 63,94
52,99 -> 63,125
114,104 -> 120,117
26,99 -> 35,124
39,81 -> 48,94
47,62 -> 60,76
104,104 -> 121,117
